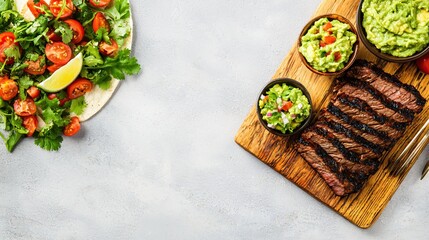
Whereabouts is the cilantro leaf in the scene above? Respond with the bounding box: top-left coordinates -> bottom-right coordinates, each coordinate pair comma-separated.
53,21 -> 73,44
6,130 -> 23,152
18,76 -> 34,100
70,96 -> 87,115
0,0 -> 14,12
86,49 -> 141,80
35,126 -> 63,151
36,95 -> 69,127
103,0 -> 130,20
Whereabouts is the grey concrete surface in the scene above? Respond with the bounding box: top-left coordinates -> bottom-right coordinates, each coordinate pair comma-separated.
1,0 -> 429,239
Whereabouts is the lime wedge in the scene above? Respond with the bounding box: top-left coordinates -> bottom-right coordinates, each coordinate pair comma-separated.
38,52 -> 83,92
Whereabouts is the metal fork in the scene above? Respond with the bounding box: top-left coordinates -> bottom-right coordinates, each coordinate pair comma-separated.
390,118 -> 429,176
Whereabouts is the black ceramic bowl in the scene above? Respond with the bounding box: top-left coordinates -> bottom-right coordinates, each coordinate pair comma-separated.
297,13 -> 359,76
256,78 -> 313,137
356,0 -> 429,63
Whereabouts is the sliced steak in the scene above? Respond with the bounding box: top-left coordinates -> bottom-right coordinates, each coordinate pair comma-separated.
296,140 -> 356,196
332,95 -> 404,140
297,60 -> 427,196
320,109 -> 391,150
314,121 -> 381,161
345,59 -> 426,113
334,80 -> 414,123
301,130 -> 377,176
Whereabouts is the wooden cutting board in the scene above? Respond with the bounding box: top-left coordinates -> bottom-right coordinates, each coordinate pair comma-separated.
234,0 -> 429,228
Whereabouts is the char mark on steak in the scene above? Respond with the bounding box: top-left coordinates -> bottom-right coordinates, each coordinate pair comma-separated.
327,104 -> 391,142
332,95 -> 405,140
320,110 -> 391,149
316,121 -> 383,159
334,77 -> 415,123
346,59 -> 426,112
296,139 -> 357,196
337,78 -> 415,122
313,126 -> 380,168
336,94 -> 407,131
301,129 -> 377,177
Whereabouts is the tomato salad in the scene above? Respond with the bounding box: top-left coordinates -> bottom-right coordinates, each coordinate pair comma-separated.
0,0 -> 140,152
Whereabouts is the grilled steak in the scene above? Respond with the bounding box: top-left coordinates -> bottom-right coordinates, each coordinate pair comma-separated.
346,60 -> 426,113
297,60 -> 426,196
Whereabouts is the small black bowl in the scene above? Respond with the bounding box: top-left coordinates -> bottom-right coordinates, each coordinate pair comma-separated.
356,0 -> 429,63
256,78 -> 313,137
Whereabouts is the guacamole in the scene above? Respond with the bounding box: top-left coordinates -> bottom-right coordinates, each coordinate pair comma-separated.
362,0 -> 429,57
259,83 -> 311,134
299,18 -> 357,72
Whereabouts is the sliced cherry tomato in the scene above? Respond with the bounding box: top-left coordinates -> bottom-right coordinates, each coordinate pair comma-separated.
319,41 -> 327,48
416,52 -> 429,74
92,12 -> 110,33
67,78 -> 93,99
24,56 -> 46,75
64,19 -> 84,44
323,35 -> 336,44
334,52 -> 341,62
27,86 -> 41,99
13,98 -> 37,117
323,22 -> 333,31
27,0 -> 48,18
45,42 -> 72,65
63,116 -> 80,136
281,101 -> 293,112
47,63 -> 64,73
49,0 -> 75,19
89,0 -> 112,9
0,77 -> 18,101
99,39 -> 118,57
0,32 -> 20,64
22,115 -> 38,137
47,28 -> 62,42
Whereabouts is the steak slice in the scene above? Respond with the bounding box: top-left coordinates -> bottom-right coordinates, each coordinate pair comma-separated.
320,110 -> 391,149
301,130 -> 377,176
314,121 -> 381,161
327,104 -> 392,143
345,59 -> 426,113
334,80 -> 414,123
332,95 -> 404,140
296,140 -> 356,196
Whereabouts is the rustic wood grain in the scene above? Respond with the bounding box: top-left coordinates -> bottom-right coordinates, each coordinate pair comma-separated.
234,0 -> 429,228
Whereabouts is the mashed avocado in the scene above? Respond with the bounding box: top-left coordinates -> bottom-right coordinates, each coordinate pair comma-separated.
259,83 -> 311,134
362,0 -> 429,57
299,18 -> 357,73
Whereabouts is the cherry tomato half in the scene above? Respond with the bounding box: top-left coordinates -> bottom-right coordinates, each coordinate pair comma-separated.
67,78 -> 93,99
49,0 -> 75,19
89,0 -> 112,9
0,76 -> 18,101
0,32 -> 20,65
64,19 -> 84,44
22,115 -> 38,137
27,0 -> 48,18
24,56 -> 46,75
63,116 -> 80,136
99,39 -> 118,57
13,98 -> 37,117
92,12 -> 110,33
27,86 -> 41,99
45,42 -> 72,65
416,52 -> 429,74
